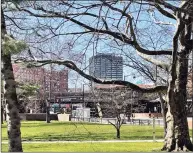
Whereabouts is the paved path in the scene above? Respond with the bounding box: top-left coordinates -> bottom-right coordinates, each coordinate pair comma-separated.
2,140 -> 165,144
2,138 -> 192,144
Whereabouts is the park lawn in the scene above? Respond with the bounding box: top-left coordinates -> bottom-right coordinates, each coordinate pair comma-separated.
1,121 -> 165,141
2,121 -> 192,141
1,142 -> 163,152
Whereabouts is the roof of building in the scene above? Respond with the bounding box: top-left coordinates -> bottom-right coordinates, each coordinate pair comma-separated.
94,84 -> 125,89
94,84 -> 155,90
137,84 -> 155,88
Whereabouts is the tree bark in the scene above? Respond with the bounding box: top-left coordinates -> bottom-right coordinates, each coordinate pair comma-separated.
162,57 -> 193,151
116,128 -> 120,139
161,3 -> 193,151
1,8 -> 23,152
46,99 -> 50,123
158,93 -> 167,137
162,102 -> 167,137
162,31 -> 193,152
116,117 -> 121,139
1,106 -> 3,124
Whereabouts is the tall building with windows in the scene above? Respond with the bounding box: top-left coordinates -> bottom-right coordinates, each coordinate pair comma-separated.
89,53 -> 123,80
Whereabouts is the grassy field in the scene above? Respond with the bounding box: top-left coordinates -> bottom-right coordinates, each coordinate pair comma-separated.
1,121 -> 168,141
2,121 -> 193,152
1,142 -> 163,152
2,121 -> 193,141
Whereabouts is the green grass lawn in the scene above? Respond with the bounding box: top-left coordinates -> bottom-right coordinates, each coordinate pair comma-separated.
2,121 -> 192,142
1,142 -> 163,152
1,121 -> 167,141
2,121 -> 192,152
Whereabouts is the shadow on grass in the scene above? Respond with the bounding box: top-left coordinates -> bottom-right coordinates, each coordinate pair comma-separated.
2,121 -> 104,128
10,132 -> 164,141
3,122 -> 191,142
20,121 -> 104,127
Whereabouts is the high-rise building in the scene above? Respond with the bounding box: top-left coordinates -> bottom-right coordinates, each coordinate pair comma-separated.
89,53 -> 123,80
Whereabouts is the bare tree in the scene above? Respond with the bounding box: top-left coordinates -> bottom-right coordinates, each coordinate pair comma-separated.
4,0 -> 193,151
93,86 -> 139,139
123,51 -> 169,137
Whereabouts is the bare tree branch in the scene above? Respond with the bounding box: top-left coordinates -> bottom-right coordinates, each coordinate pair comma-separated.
100,1 -> 173,56
154,3 -> 176,20
145,0 -> 191,15
137,52 -> 170,72
149,10 -> 175,26
14,58 -> 168,93
15,4 -> 172,56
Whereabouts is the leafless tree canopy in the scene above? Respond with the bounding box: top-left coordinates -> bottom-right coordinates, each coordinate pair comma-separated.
2,0 -> 193,151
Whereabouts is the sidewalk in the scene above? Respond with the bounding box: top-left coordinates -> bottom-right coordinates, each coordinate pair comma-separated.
2,140 -> 165,144
2,138 -> 192,144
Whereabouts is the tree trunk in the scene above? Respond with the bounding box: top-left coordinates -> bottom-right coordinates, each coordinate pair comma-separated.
158,93 -> 167,137
2,54 -> 23,152
46,100 -> 50,123
4,104 -> 7,122
1,106 -> 3,124
1,8 -> 23,152
116,128 -> 120,139
46,107 -> 50,123
163,104 -> 167,137
162,4 -> 193,151
163,81 -> 193,152
162,36 -> 193,151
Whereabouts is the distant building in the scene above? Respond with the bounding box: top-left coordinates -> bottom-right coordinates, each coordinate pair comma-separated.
68,88 -> 82,92
89,53 -> 123,80
12,64 -> 68,96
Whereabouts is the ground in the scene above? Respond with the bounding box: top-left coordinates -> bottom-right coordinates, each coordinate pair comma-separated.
1,121 -> 193,152
2,142 -> 163,152
2,121 -> 166,141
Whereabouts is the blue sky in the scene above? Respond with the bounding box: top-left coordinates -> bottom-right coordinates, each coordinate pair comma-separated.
4,1 -> 176,88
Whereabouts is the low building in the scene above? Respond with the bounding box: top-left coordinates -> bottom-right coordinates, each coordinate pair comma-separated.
50,84 -> 162,118
12,64 -> 68,94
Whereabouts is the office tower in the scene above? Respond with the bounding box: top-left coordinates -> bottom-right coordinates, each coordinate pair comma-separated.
89,53 -> 123,80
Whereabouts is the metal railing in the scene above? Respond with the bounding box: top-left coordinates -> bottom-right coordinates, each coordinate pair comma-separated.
70,117 -> 164,126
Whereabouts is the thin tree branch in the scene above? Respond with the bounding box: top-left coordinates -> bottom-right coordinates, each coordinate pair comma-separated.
14,58 -> 168,93
154,3 -> 176,20
145,0 -> 191,15
101,1 -> 172,56
16,5 -> 172,56
137,52 -> 170,72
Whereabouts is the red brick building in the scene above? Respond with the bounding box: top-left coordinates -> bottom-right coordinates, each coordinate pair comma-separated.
12,64 -> 68,95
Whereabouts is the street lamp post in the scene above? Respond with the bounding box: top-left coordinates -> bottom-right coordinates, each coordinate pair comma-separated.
45,64 -> 52,124
82,84 -> 85,121
35,89 -> 40,114
131,90 -> 134,124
